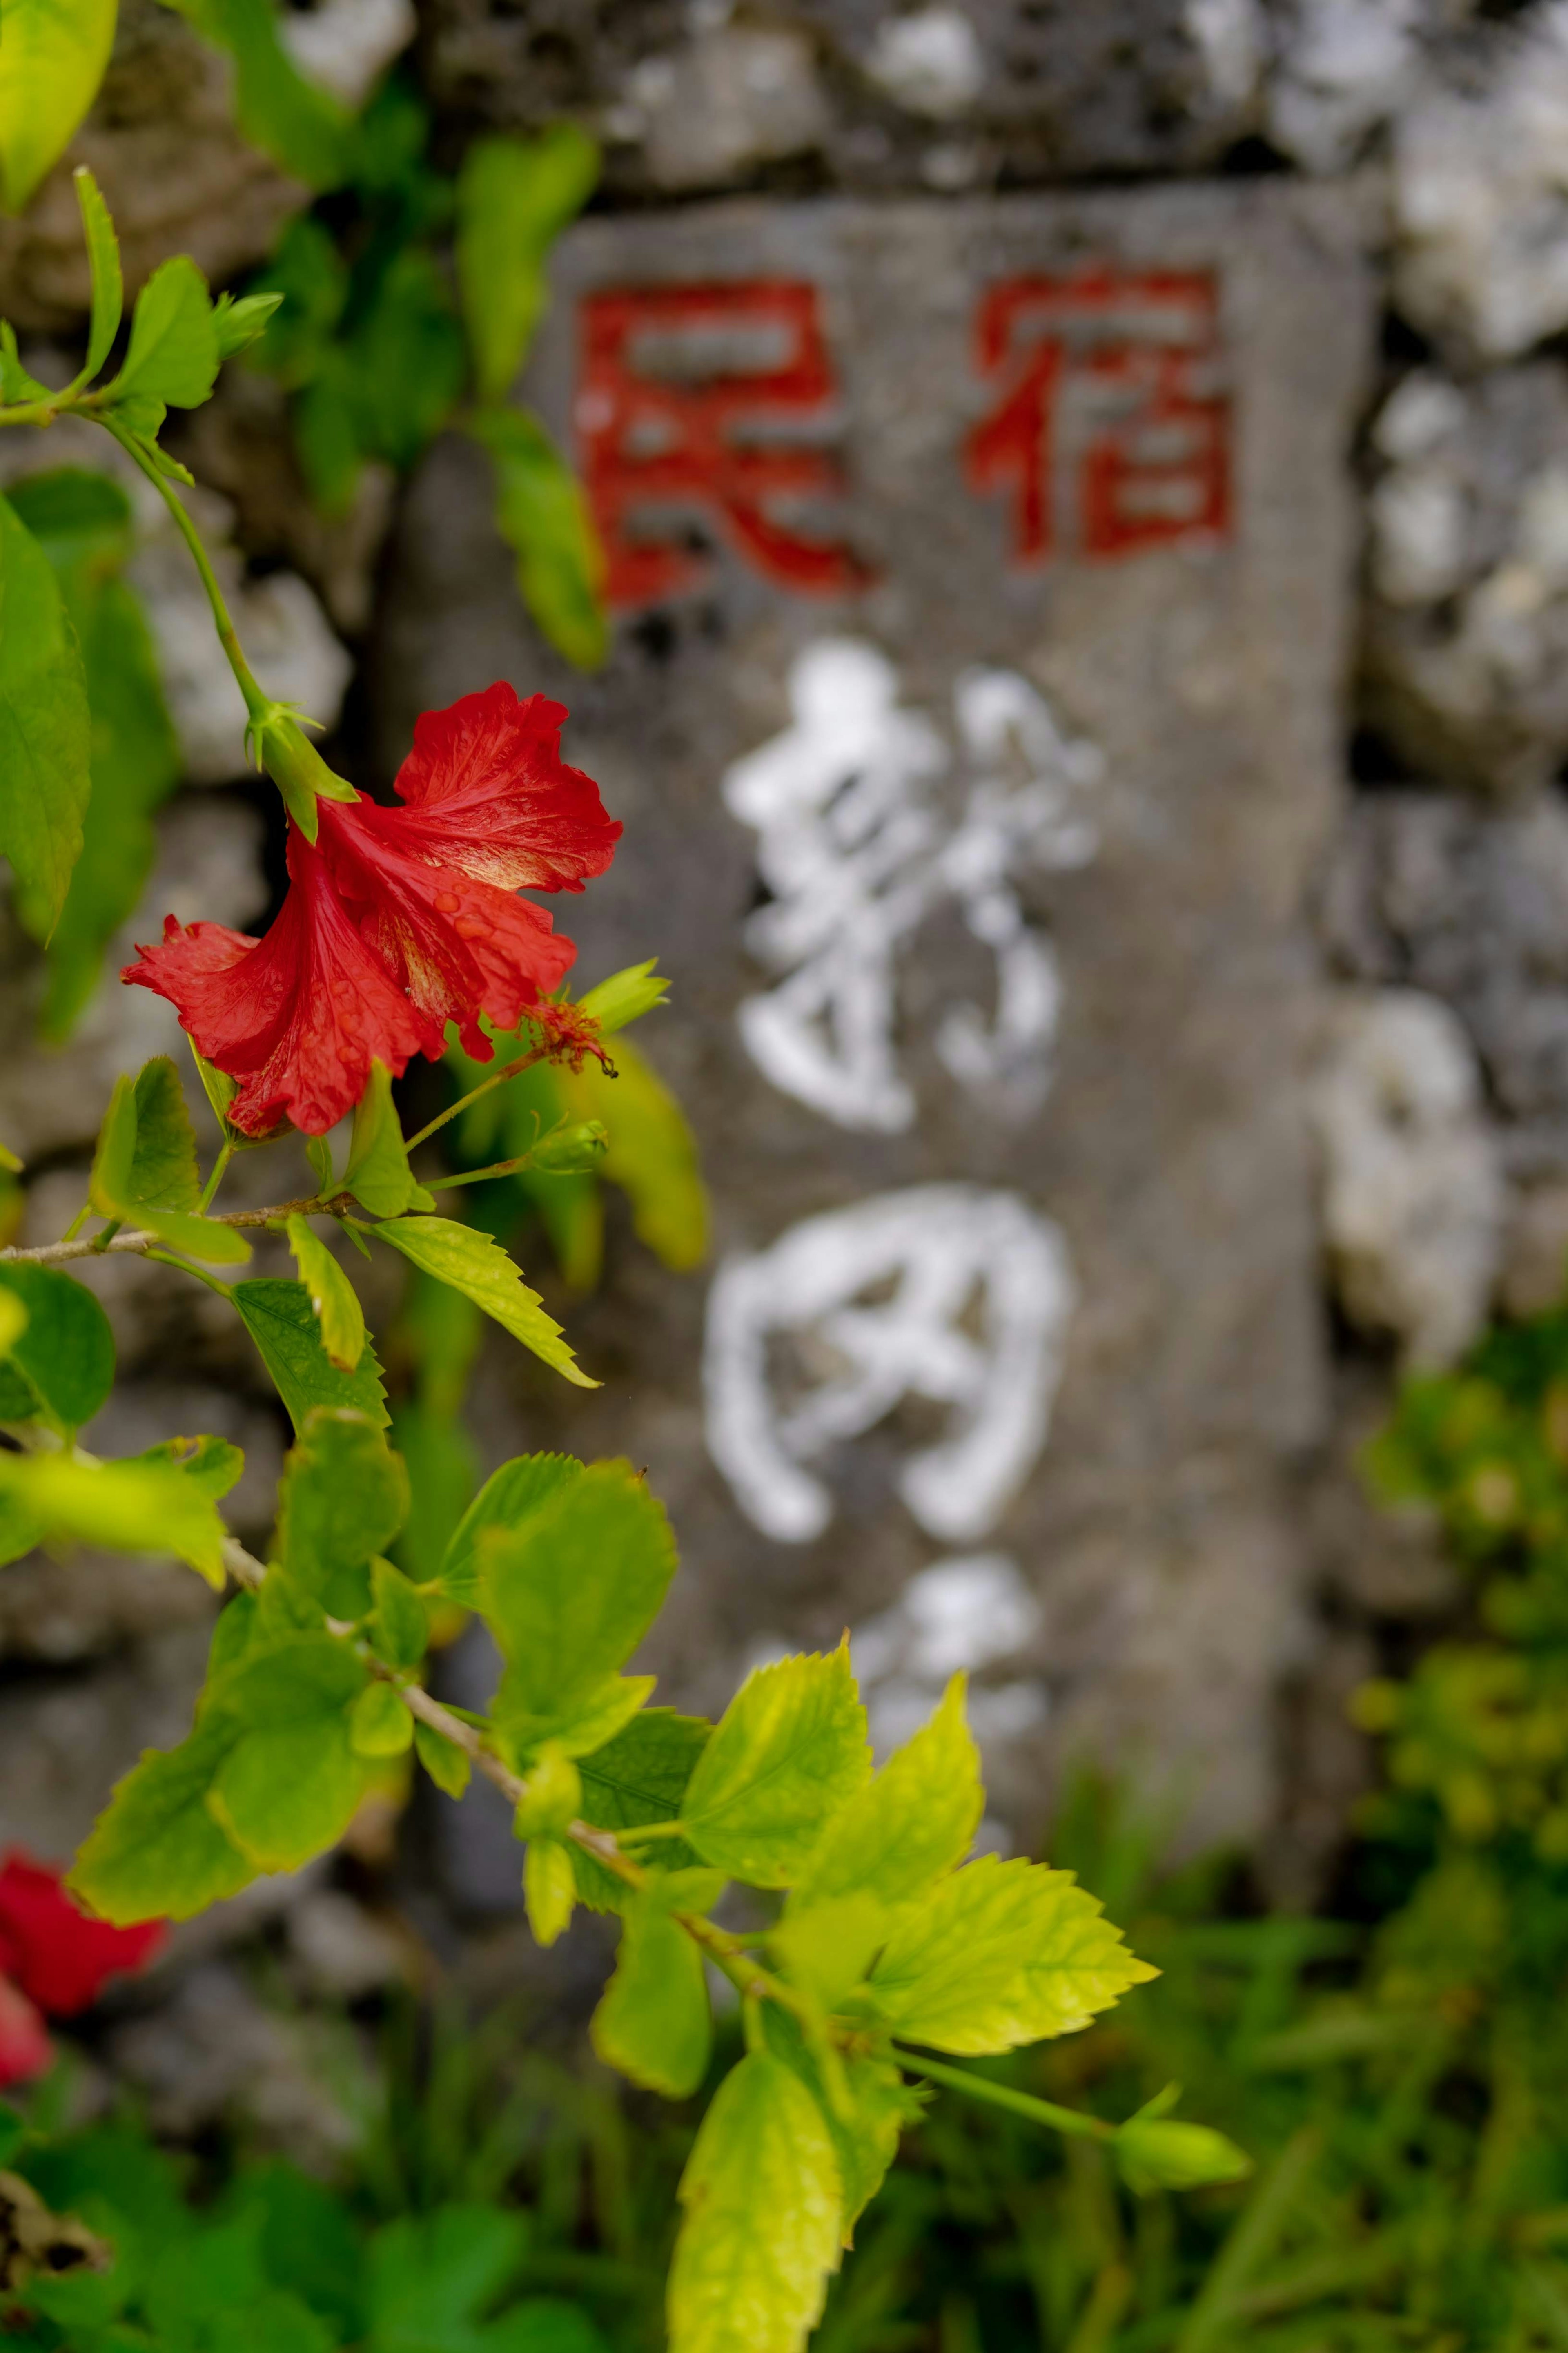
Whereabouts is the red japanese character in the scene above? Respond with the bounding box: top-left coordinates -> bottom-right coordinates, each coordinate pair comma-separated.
576,282 -> 870,606
967,270 -> 1231,565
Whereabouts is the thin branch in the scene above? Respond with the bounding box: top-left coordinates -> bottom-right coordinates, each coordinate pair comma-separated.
403,1045 -> 551,1153
1,1193 -> 351,1267
893,2051 -> 1117,2143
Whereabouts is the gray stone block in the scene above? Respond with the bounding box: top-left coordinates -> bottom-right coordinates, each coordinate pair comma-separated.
376,184 -> 1370,1858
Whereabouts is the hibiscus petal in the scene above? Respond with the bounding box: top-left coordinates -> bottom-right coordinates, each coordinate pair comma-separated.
388,681 -> 621,894
125,830 -> 431,1137
320,801 -> 576,1056
0,1974 -> 50,2088
0,1851 -> 163,2017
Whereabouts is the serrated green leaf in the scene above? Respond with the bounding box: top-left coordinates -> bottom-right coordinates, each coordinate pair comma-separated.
371,1556 -> 427,1670
121,1055 -> 200,1208
470,406 -> 607,671
0,0 -> 116,213
669,2050 -> 842,2353
110,255 -> 219,410
868,1854 -> 1158,2056
255,1559 -> 325,1640
525,1835 -> 576,1946
592,1888 -> 711,2098
792,1673 -> 981,1918
0,1450 -> 228,1582
574,1709 -> 712,1911
481,1460 -> 676,1721
285,1215 -> 365,1373
682,1648 -> 871,1889
276,1407 -> 408,1619
0,489 -> 91,936
4,465 -> 131,567
134,1432 -> 244,1501
0,318 -> 51,401
456,126 -> 598,404
0,1260 -> 112,1431
389,1397 -> 477,1587
343,1062 -> 433,1218
233,1278 -> 389,1434
75,165 -> 121,381
209,1589 -> 257,1674
576,960 -> 670,1035
351,1678 -> 413,1757
204,1632 -> 370,1871
771,1894 -> 892,2015
374,1214 -> 595,1388
437,1450 -> 582,1606
69,1722 -> 256,1924
414,1714 -> 471,1799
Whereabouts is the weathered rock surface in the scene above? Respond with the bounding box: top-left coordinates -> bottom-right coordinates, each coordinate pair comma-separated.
378,183 -> 1370,1860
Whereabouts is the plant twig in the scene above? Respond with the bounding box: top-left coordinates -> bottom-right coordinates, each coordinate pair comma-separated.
0,1192 -> 355,1266
100,419 -> 268,722
403,1045 -> 550,1152
893,2052 -> 1117,2143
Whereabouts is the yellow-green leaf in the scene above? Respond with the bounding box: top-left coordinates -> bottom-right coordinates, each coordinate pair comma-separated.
0,491 -> 91,935
790,1674 -> 981,1917
680,1647 -> 871,1889
0,1451 -> 227,1584
593,1890 -> 711,2099
285,1213 -> 365,1372
668,2051 -> 842,2353
74,164 -> 120,379
0,0 -> 116,214
373,1214 -> 596,1388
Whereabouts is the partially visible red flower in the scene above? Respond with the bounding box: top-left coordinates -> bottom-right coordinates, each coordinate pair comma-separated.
0,1976 -> 49,2091
123,684 -> 621,1136
0,1853 -> 164,2088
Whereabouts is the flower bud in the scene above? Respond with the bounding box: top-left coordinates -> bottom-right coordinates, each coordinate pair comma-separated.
247,705 -> 359,842
1115,2118 -> 1252,2195
532,1120 -> 609,1173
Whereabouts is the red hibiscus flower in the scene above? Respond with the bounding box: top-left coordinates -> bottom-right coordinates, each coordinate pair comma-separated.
0,1853 -> 163,2090
124,684 -> 621,1136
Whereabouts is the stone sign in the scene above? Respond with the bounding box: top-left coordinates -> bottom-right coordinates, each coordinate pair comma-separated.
376,185 -> 1370,1873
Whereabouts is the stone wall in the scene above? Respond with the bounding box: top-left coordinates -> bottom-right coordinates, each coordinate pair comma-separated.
9,0 -> 1568,2087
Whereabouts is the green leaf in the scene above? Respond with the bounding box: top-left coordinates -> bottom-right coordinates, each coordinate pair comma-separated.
0,1451 -> 228,1583
343,1062 -> 433,1218
371,1555 -> 428,1670
576,960 -> 670,1035
668,2050 -> 842,2353
69,1723 -> 256,1924
414,1716 -> 471,1799
351,1678 -> 413,1757
276,1407 -> 408,1618
791,1674 -> 981,1917
681,1648 -> 871,1889
868,1855 -> 1158,2056
0,490 -> 91,936
456,126 -> 599,404
437,1450 -> 582,1606
481,1459 -> 677,1720
346,248 -> 466,474
89,1057 -> 252,1261
471,406 -> 608,671
0,317 -> 51,400
135,1432 -> 244,1501
366,2206 -> 528,2346
204,1632 -> 370,1871
75,165 -> 121,381
564,1033 -> 708,1275
495,1672 -> 654,1768
109,255 -> 219,410
525,1835 -> 576,1946
390,1396 -> 478,1586
574,1709 -> 712,1911
5,464 -> 131,566
211,288 -> 283,360
373,1214 -> 596,1388
0,2100 -> 24,2166
38,575 -> 181,1038
285,1215 -> 365,1373
771,1893 -> 892,2015
592,1887 -> 712,2098
167,0 -> 356,190
512,1742 -> 581,1840
233,1278 -> 389,1434
0,1260 -> 113,1431
760,2007 -> 918,2244
0,0 -> 116,213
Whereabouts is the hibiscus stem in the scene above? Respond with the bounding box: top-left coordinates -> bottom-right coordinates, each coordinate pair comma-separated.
197,1143 -> 235,1214
403,1046 -> 550,1153
140,1249 -> 234,1302
892,2052 -> 1117,2143
100,420 -> 269,724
